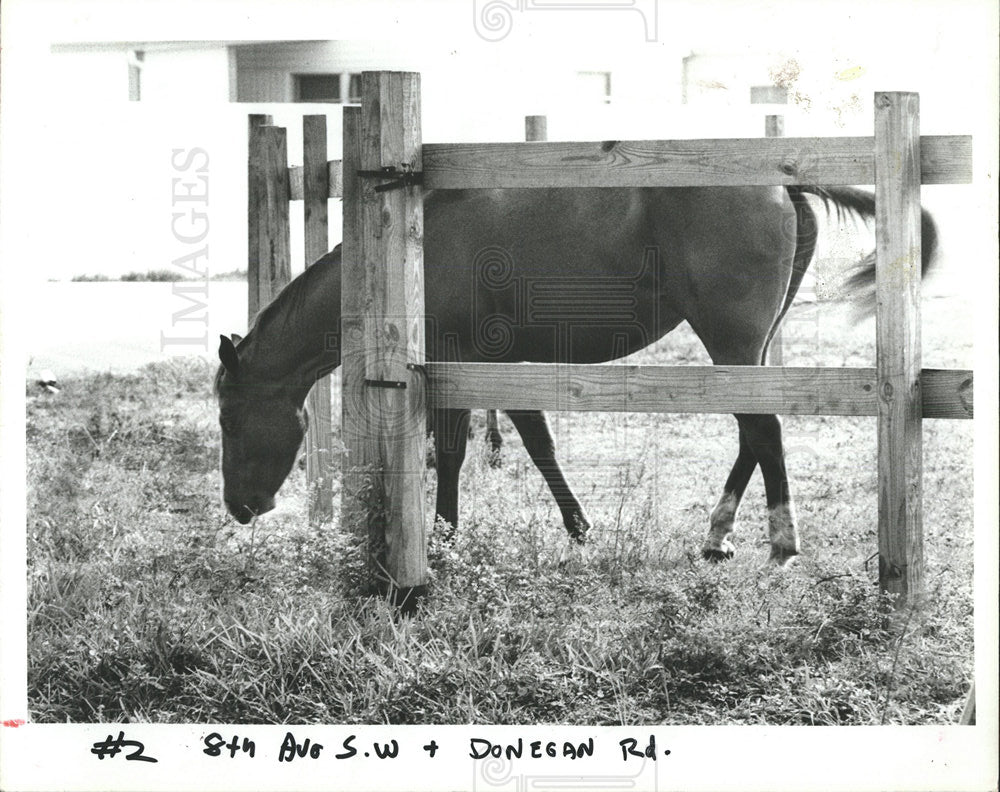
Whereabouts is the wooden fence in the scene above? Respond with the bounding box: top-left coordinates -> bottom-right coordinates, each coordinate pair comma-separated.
247,71 -> 974,605
248,112 -> 335,522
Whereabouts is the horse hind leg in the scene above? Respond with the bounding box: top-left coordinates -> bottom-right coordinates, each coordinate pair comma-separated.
691,330 -> 800,565
732,190 -> 813,563
703,423 -> 756,561
702,408 -> 799,565
737,412 -> 800,564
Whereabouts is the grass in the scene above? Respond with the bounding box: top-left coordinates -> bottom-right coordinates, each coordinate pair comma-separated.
25,304 -> 974,725
71,270 -> 182,282
68,269 -> 247,282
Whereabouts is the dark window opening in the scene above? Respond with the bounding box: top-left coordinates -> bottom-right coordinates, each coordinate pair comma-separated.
293,73 -> 362,104
295,74 -> 341,103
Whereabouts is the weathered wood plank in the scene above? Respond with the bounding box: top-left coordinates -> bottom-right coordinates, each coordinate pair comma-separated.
525,115 -> 547,143
328,159 -> 343,198
922,368 -> 973,419
289,165 -> 304,201
247,115 -> 271,325
247,122 -> 291,324
424,363 -> 972,419
340,106 -> 370,575
294,135 -> 970,199
303,116 -> 330,266
343,72 -> 427,598
289,159 -> 344,199
292,132 -> 968,199
875,92 -> 923,601
421,135 -> 971,189
303,115 -> 334,523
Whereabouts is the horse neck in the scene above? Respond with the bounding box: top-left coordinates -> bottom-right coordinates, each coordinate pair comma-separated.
240,255 -> 342,405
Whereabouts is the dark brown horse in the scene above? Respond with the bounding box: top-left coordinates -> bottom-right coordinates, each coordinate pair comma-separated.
216,185 -> 936,563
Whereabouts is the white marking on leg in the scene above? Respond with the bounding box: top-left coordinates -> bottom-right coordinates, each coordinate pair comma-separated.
768,501 -> 800,563
559,539 -> 591,567
704,491 -> 739,555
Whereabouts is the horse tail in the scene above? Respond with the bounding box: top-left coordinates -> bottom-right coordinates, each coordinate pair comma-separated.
764,188 -> 819,362
791,186 -> 939,316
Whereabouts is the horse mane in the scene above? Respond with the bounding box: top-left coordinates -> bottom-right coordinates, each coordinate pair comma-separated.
214,247 -> 340,394
213,362 -> 225,395
252,252 -> 334,336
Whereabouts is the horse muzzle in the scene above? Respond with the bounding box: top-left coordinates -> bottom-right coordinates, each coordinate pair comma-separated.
225,495 -> 276,524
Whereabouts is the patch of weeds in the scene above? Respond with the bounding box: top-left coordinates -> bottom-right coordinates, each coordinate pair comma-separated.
26,351 -> 974,725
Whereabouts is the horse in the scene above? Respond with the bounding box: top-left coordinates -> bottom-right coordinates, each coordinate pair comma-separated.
215,185 -> 936,563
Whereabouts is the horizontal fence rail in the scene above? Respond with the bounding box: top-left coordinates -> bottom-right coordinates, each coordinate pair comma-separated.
284,134 -> 971,199
421,135 -> 972,189
425,363 -> 973,419
290,160 -> 343,201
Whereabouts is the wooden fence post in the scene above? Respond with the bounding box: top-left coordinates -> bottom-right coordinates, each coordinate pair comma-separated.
874,92 -> 923,601
246,114 -> 269,327
764,113 -> 784,139
341,73 -> 427,607
525,114 -> 547,143
341,107 -> 368,575
247,116 -> 291,324
302,115 -> 335,522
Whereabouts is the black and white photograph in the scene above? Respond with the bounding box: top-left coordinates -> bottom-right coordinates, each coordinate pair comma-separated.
0,1 -> 996,790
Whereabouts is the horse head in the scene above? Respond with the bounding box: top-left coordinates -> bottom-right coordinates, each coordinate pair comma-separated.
215,334 -> 308,524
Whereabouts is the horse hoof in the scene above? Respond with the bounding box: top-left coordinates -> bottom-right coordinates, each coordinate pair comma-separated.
768,547 -> 799,567
558,540 -> 590,567
702,544 -> 735,563
568,513 -> 591,544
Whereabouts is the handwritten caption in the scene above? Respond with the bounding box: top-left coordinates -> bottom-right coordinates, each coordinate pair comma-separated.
89,731 -> 672,766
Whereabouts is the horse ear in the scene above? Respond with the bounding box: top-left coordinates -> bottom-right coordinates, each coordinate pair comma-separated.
218,334 -> 240,377
230,333 -> 243,345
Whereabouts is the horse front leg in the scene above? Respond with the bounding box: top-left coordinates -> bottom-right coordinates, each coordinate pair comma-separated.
433,408 -> 470,538
505,410 -> 591,541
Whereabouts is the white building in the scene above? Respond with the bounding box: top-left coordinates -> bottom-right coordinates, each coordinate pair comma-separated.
44,39 -> 833,282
